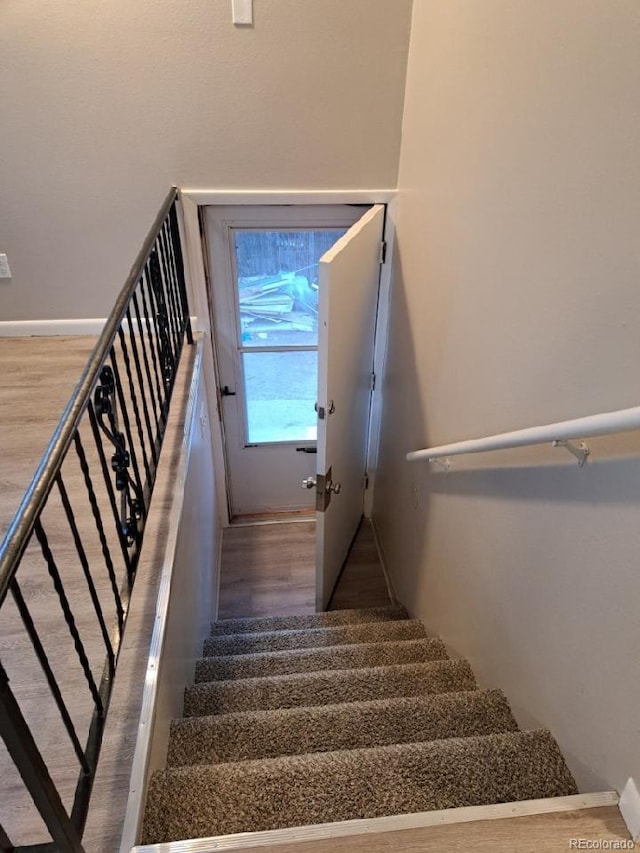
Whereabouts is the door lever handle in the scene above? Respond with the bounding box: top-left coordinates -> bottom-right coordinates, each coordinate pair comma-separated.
220,385 -> 236,397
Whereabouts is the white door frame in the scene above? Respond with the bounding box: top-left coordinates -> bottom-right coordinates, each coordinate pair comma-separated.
178,189 -> 397,527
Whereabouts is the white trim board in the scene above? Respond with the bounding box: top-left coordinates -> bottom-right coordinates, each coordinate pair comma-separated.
130,792 -> 620,852
0,317 -> 203,337
370,514 -> 398,606
119,340 -> 205,852
180,189 -> 396,206
0,318 -> 107,336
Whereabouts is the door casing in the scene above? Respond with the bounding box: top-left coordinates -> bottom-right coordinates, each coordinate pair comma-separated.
178,189 -> 398,528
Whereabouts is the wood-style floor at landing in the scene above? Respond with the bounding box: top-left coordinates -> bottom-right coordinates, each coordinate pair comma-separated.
217,518 -> 391,620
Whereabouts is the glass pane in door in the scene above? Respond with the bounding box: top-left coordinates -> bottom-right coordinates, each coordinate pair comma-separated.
243,350 -> 318,444
233,230 -> 346,347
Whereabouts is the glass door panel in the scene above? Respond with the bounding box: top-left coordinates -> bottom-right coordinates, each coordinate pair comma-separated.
233,230 -> 346,348
232,228 -> 346,447
243,350 -> 318,444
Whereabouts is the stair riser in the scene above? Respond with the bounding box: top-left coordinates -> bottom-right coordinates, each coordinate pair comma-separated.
195,638 -> 448,683
143,731 -> 578,843
203,620 -> 427,657
184,660 -> 477,717
209,606 -> 409,636
168,690 -> 518,766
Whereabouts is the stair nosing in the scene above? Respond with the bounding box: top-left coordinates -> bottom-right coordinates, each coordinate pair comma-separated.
187,656 -> 472,691
196,636 -> 446,666
171,687 -> 510,731
156,727 -> 562,777
206,618 -> 425,644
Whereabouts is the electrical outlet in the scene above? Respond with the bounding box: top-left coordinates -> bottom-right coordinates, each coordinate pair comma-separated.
0,254 -> 12,279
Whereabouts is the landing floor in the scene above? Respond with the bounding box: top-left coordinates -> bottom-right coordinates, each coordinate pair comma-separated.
218,518 -> 391,619
225,806 -> 632,853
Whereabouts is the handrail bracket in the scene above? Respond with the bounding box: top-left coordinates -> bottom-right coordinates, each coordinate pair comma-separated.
428,457 -> 451,471
552,439 -> 590,467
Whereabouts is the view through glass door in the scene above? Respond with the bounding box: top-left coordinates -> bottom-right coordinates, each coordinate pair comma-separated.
205,206 -> 365,519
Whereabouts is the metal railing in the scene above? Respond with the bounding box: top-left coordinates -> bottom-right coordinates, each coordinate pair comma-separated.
0,188 -> 192,852
406,405 -> 640,468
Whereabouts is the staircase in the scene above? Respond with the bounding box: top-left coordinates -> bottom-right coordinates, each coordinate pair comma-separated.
141,605 -> 577,845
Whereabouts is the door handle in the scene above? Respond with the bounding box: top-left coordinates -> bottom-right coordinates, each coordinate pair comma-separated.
302,477 -> 317,490
220,385 -> 236,397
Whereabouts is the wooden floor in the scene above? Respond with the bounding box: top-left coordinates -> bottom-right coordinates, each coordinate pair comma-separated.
217,519 -> 391,620
226,807 -> 633,853
0,335 -> 194,849
0,336 -> 97,540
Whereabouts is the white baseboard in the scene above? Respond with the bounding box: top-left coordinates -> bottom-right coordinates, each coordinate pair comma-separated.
0,316 -> 202,337
0,318 -> 107,336
370,515 -> 398,606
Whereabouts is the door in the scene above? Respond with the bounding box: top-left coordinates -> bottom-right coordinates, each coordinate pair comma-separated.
316,205 -> 385,608
205,206 -> 364,519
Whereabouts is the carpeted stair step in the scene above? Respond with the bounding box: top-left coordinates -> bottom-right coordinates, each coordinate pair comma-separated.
209,605 -> 408,636
168,689 -> 519,766
142,729 -> 578,843
195,637 -> 449,682
203,619 -> 426,657
184,659 -> 476,717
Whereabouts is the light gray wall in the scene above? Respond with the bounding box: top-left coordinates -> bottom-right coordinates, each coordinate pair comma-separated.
375,1 -> 640,793
0,0 -> 411,321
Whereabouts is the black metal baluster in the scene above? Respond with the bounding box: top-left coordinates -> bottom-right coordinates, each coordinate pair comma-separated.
158,221 -> 182,356
166,214 -> 190,340
162,218 -> 185,336
73,432 -> 125,633
109,348 -> 145,518
0,663 -> 85,853
0,821 -> 13,852
10,578 -> 90,774
33,520 -> 104,718
139,268 -> 167,419
149,247 -> 176,384
168,200 -> 194,344
86,401 -> 133,582
132,290 -> 160,435
55,473 -> 116,678
125,307 -> 157,468
117,327 -> 152,489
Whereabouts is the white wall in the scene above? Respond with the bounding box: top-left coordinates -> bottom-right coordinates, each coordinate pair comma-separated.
0,0 -> 411,321
375,1 -> 640,793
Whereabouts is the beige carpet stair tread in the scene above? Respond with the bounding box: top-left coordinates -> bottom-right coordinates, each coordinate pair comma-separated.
142,730 -> 578,843
209,605 -> 409,636
184,659 -> 477,716
195,637 -> 449,682
168,689 -> 519,766
203,619 -> 426,657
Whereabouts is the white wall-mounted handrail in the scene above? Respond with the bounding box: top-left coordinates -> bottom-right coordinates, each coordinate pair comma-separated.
406,405 -> 640,464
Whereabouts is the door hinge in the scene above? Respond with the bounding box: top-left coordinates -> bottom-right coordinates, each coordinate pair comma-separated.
379,240 -> 387,264
371,372 -> 376,391
364,473 -> 369,490
315,400 -> 335,420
